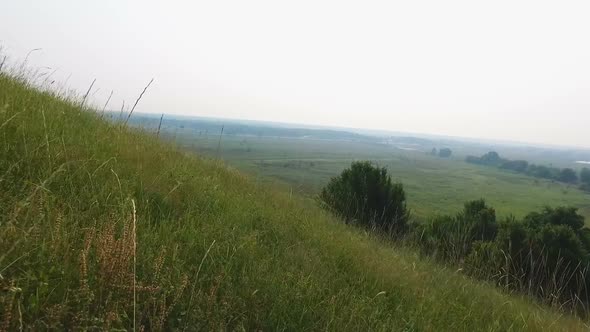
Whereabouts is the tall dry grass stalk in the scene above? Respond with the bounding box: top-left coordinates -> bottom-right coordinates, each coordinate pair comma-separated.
132,199 -> 137,332
215,125 -> 224,160
0,278 -> 20,332
101,90 -> 113,118
124,78 -> 154,126
80,78 -> 96,110
70,200 -> 156,329
182,239 -> 215,331
156,113 -> 164,137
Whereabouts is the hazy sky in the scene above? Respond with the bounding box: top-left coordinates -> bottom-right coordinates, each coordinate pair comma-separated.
2,0 -> 590,147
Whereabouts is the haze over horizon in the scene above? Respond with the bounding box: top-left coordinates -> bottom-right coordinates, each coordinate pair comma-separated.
2,0 -> 590,148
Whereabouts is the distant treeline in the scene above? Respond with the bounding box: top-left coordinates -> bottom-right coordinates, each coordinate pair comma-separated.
127,114 -> 377,142
466,151 -> 590,190
430,147 -> 452,158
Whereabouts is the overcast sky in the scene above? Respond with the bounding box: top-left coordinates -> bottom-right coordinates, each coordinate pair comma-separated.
2,0 -> 589,147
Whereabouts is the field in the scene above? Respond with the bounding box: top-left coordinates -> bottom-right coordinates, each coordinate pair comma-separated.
4,72 -> 590,330
129,114 -> 590,222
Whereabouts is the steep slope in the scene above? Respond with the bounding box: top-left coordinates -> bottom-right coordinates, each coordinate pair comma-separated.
0,74 -> 587,330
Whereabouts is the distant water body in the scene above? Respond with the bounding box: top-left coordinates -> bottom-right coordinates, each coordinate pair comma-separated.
397,147 -> 419,151
576,161 -> 590,165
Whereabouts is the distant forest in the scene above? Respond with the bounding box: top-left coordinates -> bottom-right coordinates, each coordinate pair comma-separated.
127,115 -> 376,142
466,151 -> 590,191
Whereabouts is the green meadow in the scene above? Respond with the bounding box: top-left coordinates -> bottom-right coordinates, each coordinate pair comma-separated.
160,132 -> 590,222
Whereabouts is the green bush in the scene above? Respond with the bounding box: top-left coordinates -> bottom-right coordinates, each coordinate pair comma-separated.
500,160 -> 529,172
462,199 -> 498,241
464,207 -> 590,307
413,200 -> 590,309
438,148 -> 452,158
415,199 -> 497,262
415,214 -> 473,262
319,161 -> 409,235
558,168 -> 579,184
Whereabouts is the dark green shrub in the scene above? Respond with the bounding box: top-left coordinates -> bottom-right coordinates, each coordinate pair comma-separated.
416,215 -> 473,262
526,164 -> 556,180
523,206 -> 585,232
465,155 -> 481,164
465,152 -> 505,167
416,199 -> 497,262
438,148 -> 452,158
463,207 -> 590,307
462,199 -> 498,241
558,168 -> 579,184
493,217 -> 529,257
500,160 -> 529,173
479,151 -> 503,165
414,200 -> 590,308
319,161 -> 409,235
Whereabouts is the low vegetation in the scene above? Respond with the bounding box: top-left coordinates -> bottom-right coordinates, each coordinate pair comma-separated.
435,147 -> 453,158
320,161 -> 590,314
416,203 -> 590,312
2,67 -> 590,330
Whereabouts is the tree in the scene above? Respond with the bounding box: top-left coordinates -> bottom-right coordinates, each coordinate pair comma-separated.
319,161 -> 410,235
430,148 -> 438,156
581,168 -> 590,192
500,160 -> 528,173
438,148 -> 452,158
527,164 -> 553,179
559,168 -> 578,183
480,151 -> 502,165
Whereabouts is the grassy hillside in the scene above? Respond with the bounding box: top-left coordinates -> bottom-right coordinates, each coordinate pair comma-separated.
1,73 -> 589,330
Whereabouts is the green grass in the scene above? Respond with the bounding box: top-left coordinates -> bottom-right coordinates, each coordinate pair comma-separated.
1,73 -> 589,330
168,134 -> 590,222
